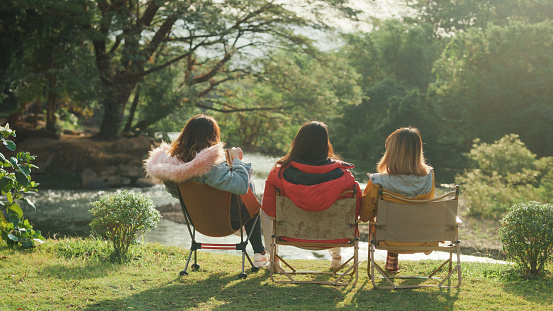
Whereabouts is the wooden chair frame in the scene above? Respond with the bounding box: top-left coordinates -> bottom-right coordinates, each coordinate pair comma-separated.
177,180 -> 261,279
270,187 -> 360,286
368,186 -> 462,289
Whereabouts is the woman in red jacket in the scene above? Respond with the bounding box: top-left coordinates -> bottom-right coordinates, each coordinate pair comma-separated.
261,121 -> 361,269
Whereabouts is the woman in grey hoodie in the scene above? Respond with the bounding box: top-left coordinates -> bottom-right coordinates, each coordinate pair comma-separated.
360,127 -> 436,274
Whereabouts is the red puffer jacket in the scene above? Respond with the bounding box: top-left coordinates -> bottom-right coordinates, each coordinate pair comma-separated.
262,159 -> 361,218
262,159 -> 361,243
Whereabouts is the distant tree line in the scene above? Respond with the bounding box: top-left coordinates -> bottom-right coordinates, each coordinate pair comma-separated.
330,1 -> 553,179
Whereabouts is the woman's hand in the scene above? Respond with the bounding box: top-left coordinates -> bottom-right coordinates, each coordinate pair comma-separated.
229,147 -> 243,161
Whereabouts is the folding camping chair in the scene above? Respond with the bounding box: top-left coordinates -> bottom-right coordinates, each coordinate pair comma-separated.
177,180 -> 261,279
368,186 -> 462,289
270,186 -> 360,286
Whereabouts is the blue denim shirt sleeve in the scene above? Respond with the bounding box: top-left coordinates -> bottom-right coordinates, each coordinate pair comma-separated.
193,159 -> 252,195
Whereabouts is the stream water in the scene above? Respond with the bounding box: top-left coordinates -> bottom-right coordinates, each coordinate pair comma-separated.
22,152 -> 281,237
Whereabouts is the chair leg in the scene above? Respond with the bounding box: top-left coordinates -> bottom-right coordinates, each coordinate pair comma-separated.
456,243 -> 462,288
367,243 -> 371,278
238,250 -> 248,279
180,249 -> 196,276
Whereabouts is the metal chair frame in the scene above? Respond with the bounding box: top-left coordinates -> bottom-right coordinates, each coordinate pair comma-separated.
270,186 -> 360,286
177,181 -> 260,279
368,186 -> 462,289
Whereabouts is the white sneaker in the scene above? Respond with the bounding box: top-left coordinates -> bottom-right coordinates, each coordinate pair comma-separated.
330,256 -> 343,270
253,252 -> 270,267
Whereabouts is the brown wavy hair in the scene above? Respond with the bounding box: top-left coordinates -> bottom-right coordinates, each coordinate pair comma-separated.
169,114 -> 221,162
277,121 -> 340,176
377,127 -> 432,176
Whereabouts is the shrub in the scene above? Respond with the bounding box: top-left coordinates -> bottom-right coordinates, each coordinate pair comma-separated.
90,190 -> 160,258
499,201 -> 553,277
456,134 -> 553,218
0,124 -> 44,248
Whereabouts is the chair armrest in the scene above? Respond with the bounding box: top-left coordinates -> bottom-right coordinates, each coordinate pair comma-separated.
456,216 -> 463,225
270,216 -> 276,221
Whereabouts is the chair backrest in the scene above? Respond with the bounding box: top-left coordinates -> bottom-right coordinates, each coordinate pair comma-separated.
177,181 -> 234,237
374,192 -> 459,243
275,194 -> 357,241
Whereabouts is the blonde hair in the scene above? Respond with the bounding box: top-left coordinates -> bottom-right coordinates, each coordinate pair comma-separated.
377,127 -> 432,176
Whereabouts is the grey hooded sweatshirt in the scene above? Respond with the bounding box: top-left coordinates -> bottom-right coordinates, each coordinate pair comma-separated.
368,170 -> 434,197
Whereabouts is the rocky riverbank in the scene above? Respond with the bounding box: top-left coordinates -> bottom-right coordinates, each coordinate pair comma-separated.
14,134 -> 159,189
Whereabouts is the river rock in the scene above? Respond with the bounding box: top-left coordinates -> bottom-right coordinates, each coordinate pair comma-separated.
105,176 -> 131,187
135,177 -> 156,187
119,164 -> 142,178
10,134 -> 159,189
81,168 -> 108,189
99,166 -> 117,179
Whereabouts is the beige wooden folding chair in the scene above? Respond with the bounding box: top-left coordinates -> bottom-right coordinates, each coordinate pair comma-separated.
368,186 -> 462,289
177,180 -> 261,279
270,186 -> 360,286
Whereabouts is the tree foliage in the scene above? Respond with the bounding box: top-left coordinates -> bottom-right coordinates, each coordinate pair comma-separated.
407,0 -> 553,34
0,0 -> 98,131
0,124 -> 44,249
430,21 -> 553,157
456,134 -> 553,219
331,21 -> 442,173
500,201 -> 553,277
76,0 -> 362,139
215,48 -> 362,152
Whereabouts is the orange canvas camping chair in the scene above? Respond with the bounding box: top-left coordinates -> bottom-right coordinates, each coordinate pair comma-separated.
368,186 -> 462,289
270,185 -> 360,286
177,150 -> 262,279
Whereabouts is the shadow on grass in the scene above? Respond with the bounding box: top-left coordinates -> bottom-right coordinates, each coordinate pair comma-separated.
39,261 -> 122,280
500,270 -> 553,308
354,281 -> 461,310
80,267 -> 462,310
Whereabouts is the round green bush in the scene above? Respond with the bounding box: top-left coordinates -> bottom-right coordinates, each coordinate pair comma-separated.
499,201 -> 553,276
90,190 -> 161,257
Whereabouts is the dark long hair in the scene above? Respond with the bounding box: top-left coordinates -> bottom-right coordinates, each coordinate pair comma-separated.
169,114 -> 221,162
277,121 -> 340,176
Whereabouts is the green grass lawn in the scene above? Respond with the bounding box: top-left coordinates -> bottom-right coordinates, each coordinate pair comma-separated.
1,238 -> 552,310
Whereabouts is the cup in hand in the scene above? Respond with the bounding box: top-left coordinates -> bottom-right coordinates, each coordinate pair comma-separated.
229,147 -> 243,161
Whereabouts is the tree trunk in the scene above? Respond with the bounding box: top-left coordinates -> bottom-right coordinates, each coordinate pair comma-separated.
123,84 -> 140,133
45,73 -> 58,131
33,101 -> 40,128
96,80 -> 134,139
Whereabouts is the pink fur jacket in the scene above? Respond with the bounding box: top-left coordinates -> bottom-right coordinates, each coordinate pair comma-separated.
144,142 -> 226,183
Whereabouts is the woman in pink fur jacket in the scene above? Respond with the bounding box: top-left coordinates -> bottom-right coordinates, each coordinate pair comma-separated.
144,114 -> 268,267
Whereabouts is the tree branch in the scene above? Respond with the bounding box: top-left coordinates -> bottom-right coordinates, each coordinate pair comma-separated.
141,14 -> 178,60
190,52 -> 232,85
136,1 -> 160,28
195,101 -> 294,113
